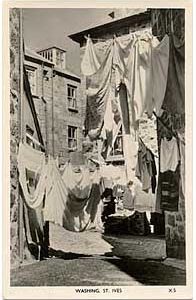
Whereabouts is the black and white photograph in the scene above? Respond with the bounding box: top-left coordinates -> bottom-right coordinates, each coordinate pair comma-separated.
3,1 -> 192,299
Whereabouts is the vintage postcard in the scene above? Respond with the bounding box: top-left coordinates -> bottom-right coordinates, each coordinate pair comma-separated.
3,0 -> 193,299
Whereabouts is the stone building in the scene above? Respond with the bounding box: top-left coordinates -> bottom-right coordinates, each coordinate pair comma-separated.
24,46 -> 83,166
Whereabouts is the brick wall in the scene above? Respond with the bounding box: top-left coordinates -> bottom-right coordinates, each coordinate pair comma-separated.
151,9 -> 185,259
10,8 -> 20,266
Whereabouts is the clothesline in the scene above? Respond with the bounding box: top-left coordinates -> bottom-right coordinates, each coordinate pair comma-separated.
153,111 -> 185,145
84,32 -> 173,43
139,137 -> 159,159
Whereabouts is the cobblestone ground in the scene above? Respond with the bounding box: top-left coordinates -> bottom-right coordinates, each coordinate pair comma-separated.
10,223 -> 186,286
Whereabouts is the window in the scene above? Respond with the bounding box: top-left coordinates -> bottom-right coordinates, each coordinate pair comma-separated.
26,66 -> 37,95
68,126 -> 77,151
67,85 -> 77,111
56,50 -> 64,68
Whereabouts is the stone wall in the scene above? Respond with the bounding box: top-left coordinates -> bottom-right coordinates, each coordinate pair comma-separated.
10,8 -> 20,267
25,56 -> 84,165
151,9 -> 185,259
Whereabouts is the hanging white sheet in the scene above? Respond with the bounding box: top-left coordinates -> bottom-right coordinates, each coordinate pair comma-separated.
81,37 -> 100,76
18,143 -> 47,209
44,158 -> 101,232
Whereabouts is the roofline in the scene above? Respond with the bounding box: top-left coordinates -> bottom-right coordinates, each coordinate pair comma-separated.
25,53 -> 54,67
25,55 -> 80,81
69,10 -> 151,45
37,46 -> 67,53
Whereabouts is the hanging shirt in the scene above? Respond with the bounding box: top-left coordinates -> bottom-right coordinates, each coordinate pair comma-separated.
160,136 -> 180,173
81,37 -> 100,76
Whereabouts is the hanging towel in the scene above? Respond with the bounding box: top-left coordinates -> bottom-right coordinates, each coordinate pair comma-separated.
81,37 -> 100,76
18,143 -> 47,209
84,42 -> 113,140
160,136 -> 180,173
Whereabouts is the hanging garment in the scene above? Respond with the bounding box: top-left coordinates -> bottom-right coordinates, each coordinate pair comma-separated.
18,143 -> 47,209
162,34 -> 185,115
81,37 -> 100,76
133,177 -> 156,212
135,140 -> 157,192
160,136 -> 180,173
62,163 -> 92,200
84,42 -> 113,140
124,33 -> 154,124
100,85 -> 121,159
150,34 -> 170,116
44,158 -> 101,232
122,187 -> 134,210
160,164 -> 180,211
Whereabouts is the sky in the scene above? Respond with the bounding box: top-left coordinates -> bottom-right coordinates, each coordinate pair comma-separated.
23,8 -> 113,75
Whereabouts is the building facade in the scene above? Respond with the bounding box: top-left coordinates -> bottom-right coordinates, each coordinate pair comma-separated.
24,46 -> 83,166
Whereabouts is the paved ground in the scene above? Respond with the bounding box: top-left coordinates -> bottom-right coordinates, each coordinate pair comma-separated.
10,223 -> 186,286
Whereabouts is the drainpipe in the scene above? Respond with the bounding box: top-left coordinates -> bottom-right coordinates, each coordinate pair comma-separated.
41,62 -> 48,156
51,66 -> 55,157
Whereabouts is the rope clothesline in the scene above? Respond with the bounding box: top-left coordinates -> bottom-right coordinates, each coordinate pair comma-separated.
153,111 -> 185,145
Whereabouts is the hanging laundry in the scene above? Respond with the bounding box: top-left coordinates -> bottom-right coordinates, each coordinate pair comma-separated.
150,34 -> 170,116
100,85 -> 121,159
160,136 -> 180,173
135,140 -> 157,192
161,34 -> 185,115
18,143 -> 47,209
84,42 -> 113,140
44,157 -> 101,232
122,183 -> 135,211
81,37 -> 100,76
134,183 -> 156,212
23,200 -> 45,260
160,164 -> 180,211
124,33 -> 154,124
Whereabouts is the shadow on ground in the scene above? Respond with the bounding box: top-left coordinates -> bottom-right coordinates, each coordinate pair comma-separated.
103,257 -> 186,285
48,248 -> 93,260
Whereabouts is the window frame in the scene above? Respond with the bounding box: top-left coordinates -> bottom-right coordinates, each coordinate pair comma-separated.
67,84 -> 78,112
68,125 -> 77,151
